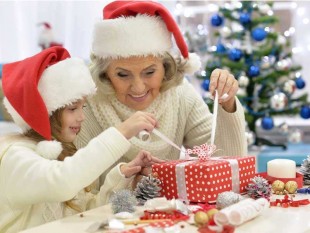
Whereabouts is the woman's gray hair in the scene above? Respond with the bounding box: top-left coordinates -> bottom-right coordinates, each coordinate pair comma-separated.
89,52 -> 188,96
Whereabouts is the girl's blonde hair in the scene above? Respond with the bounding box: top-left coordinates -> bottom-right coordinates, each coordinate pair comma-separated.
24,108 -> 89,212
89,52 -> 188,96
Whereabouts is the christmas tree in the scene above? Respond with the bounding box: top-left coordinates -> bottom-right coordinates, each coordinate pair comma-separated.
194,1 -> 310,147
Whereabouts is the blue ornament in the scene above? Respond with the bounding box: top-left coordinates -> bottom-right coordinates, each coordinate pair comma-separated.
211,14 -> 224,27
251,27 -> 267,41
216,43 -> 226,54
295,77 -> 306,89
261,116 -> 274,130
300,106 -> 310,119
297,187 -> 310,194
228,48 -> 243,61
239,12 -> 251,25
201,79 -> 210,91
248,65 -> 260,77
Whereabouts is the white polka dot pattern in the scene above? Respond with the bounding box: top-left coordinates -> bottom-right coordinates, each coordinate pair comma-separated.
152,156 -> 256,203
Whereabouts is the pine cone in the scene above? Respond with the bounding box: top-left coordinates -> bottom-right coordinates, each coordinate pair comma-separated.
246,176 -> 271,200
134,175 -> 161,205
300,155 -> 310,185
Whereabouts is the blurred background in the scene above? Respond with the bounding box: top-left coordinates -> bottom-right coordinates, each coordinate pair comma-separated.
0,1 -> 310,148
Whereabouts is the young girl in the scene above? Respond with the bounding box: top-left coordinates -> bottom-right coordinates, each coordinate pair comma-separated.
0,47 -> 161,233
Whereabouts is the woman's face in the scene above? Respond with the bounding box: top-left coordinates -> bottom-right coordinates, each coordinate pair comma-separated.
60,98 -> 86,143
106,55 -> 165,110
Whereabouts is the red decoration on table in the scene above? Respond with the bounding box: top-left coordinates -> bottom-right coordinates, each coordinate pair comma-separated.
140,210 -> 189,221
121,220 -> 175,233
269,194 -> 310,208
258,172 -> 303,189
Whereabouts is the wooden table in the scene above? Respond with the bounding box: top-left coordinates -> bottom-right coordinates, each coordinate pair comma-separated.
21,195 -> 310,233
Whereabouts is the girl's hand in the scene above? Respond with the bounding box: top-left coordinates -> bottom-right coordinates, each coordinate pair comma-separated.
116,111 -> 158,139
120,150 -> 164,178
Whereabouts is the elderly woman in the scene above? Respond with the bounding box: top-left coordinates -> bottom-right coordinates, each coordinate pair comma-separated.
75,0 -> 247,186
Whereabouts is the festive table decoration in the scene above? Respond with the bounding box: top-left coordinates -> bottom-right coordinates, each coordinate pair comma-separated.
269,194 -> 310,208
120,219 -> 176,233
185,143 -> 217,161
110,189 -> 137,214
300,155 -> 310,185
246,176 -> 271,200
134,174 -> 161,205
194,211 -> 210,226
267,159 -> 296,178
214,198 -> 269,226
216,191 -> 244,209
271,180 -> 285,195
152,156 -> 255,203
297,187 -> 310,194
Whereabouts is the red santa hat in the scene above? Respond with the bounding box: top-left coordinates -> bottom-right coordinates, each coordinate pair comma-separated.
92,0 -> 201,74
2,46 -> 96,140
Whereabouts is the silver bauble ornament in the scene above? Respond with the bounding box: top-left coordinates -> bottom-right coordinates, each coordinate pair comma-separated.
216,191 -> 244,209
283,80 -> 296,95
245,131 -> 256,146
261,56 -> 271,69
238,75 -> 249,88
288,129 -> 303,143
220,26 -> 232,38
270,92 -> 288,111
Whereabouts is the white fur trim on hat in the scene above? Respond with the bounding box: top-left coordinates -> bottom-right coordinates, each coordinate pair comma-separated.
36,140 -> 62,160
92,14 -> 172,59
3,57 -> 97,132
39,57 -> 97,115
183,53 -> 201,75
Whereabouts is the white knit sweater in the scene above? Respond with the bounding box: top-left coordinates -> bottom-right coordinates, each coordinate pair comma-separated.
75,80 -> 247,186
0,128 -> 132,233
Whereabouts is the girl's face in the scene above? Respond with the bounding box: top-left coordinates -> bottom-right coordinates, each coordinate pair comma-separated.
60,98 -> 86,143
106,55 -> 165,110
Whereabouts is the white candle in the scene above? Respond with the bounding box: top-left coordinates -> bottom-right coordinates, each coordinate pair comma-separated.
267,159 -> 296,178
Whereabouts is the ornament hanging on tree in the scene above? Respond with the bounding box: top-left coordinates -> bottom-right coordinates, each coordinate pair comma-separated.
219,26 -> 232,38
109,189 -> 137,214
261,116 -> 274,130
210,14 -> 224,27
270,92 -> 288,111
300,155 -> 310,185
251,27 -> 267,41
201,79 -> 210,91
228,48 -> 243,61
288,129 -> 303,143
300,106 -> 310,119
283,80 -> 296,95
247,65 -> 260,77
216,42 -> 226,54
238,75 -> 249,88
295,77 -> 306,89
239,12 -> 251,25
246,176 -> 272,200
277,35 -> 287,46
260,56 -> 275,69
134,174 -> 162,205
258,4 -> 272,14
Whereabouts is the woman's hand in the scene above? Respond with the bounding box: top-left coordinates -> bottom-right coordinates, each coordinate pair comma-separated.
120,150 -> 164,178
209,68 -> 239,113
116,111 -> 158,139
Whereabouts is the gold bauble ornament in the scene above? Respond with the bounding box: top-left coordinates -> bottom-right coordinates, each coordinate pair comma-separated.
285,181 -> 298,194
206,208 -> 219,219
194,211 -> 209,226
272,180 -> 285,195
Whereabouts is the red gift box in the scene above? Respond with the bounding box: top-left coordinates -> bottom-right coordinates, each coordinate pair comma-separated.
152,156 -> 256,203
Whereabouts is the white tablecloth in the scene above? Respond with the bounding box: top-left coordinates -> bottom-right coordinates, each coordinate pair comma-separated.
20,194 -> 310,233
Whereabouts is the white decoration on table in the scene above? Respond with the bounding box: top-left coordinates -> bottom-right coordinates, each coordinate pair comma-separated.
267,159 -> 296,178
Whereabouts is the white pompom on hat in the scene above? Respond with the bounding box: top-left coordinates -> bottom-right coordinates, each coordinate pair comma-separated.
92,0 -> 201,75
2,46 -> 96,140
